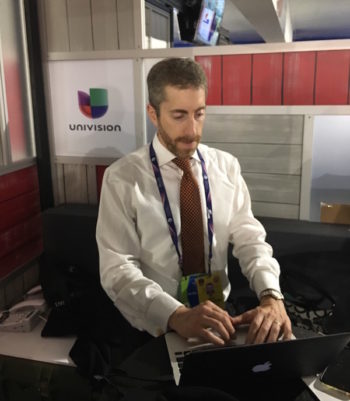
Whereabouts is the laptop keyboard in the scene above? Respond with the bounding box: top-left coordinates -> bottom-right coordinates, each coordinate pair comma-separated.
175,350 -> 191,374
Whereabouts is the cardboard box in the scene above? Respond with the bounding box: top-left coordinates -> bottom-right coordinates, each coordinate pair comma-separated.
320,203 -> 350,225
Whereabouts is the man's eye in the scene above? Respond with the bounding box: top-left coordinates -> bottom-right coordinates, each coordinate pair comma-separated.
173,114 -> 185,120
196,112 -> 205,120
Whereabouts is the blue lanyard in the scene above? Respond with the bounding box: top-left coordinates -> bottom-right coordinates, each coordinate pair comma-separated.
149,142 -> 214,273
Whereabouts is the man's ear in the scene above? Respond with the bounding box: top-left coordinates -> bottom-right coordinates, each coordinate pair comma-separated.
147,104 -> 158,128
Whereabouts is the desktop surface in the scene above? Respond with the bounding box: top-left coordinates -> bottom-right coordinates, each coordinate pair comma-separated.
0,319 -> 76,366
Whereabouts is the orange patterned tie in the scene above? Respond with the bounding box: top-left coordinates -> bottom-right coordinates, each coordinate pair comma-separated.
173,158 -> 205,275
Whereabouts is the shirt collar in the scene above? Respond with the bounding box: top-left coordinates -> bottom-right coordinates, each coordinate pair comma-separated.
152,133 -> 201,167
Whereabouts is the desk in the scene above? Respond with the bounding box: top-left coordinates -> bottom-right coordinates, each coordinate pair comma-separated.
0,321 -> 97,401
0,322 -> 348,401
304,376 -> 350,401
0,320 -> 76,366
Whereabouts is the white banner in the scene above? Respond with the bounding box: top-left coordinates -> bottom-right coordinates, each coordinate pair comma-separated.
48,59 -> 136,158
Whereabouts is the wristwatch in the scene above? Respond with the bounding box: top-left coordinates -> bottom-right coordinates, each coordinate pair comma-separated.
259,288 -> 284,301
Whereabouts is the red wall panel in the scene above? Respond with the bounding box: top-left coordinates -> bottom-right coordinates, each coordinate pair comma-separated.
315,50 -> 350,105
0,165 -> 39,203
0,238 -> 43,279
283,51 -> 316,105
0,165 -> 42,278
96,165 -> 108,199
252,53 -> 283,105
0,214 -> 42,259
0,190 -> 41,231
223,54 -> 252,105
195,55 -> 222,105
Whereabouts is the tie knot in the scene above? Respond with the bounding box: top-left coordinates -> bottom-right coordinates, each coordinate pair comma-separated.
173,158 -> 192,174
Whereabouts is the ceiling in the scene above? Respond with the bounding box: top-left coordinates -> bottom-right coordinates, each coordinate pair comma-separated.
150,0 -> 350,44
222,0 -> 350,44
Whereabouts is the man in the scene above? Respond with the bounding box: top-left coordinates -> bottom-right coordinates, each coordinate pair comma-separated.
96,57 -> 292,348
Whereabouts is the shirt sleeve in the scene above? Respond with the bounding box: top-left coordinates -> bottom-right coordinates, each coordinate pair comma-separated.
227,158 -> 281,297
96,167 -> 182,337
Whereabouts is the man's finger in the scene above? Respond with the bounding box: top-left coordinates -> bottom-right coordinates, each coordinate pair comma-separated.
206,311 -> 235,338
245,311 -> 267,344
200,302 -> 235,337
282,323 -> 293,341
200,316 -> 232,342
266,319 -> 282,343
199,328 -> 226,345
231,309 -> 255,326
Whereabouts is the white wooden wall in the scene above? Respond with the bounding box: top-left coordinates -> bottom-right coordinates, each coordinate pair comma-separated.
202,114 -> 303,218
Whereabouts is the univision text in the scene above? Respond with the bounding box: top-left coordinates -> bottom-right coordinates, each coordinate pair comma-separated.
69,123 -> 121,132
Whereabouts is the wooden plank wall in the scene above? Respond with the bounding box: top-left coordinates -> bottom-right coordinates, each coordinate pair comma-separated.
193,50 -> 349,218
43,0 -> 135,52
196,50 -> 350,106
55,163 -> 99,204
202,114 -> 303,219
41,0 -> 136,206
0,166 -> 42,309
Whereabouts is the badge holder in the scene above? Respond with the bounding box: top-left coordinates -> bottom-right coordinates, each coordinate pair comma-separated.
178,272 -> 225,309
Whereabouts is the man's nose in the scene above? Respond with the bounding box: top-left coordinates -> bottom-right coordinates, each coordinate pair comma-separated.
186,116 -> 197,135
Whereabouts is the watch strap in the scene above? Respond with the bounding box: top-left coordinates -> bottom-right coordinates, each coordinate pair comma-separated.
259,288 -> 284,301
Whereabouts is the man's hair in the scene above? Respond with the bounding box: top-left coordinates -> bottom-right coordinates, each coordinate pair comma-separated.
147,57 -> 208,116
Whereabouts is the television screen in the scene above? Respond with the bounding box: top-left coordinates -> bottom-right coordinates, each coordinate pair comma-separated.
193,0 -> 225,46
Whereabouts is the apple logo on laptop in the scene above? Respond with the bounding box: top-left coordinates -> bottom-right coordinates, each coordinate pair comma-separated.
252,361 -> 272,373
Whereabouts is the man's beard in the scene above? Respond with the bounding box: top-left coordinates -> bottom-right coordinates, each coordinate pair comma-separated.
157,123 -> 200,159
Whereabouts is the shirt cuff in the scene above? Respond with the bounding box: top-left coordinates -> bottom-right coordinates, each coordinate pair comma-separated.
252,270 -> 281,298
146,292 -> 183,337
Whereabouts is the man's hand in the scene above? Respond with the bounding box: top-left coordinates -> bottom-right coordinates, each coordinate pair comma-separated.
168,301 -> 236,345
231,297 -> 292,344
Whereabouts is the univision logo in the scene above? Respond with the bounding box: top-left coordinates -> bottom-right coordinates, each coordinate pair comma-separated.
78,88 -> 108,119
69,87 -> 121,133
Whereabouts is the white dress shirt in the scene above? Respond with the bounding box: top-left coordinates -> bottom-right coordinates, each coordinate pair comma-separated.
96,134 -> 281,337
